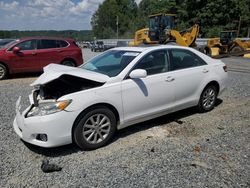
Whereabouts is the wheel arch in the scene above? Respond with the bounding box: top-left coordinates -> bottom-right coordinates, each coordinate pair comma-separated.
71,103 -> 120,142
202,80 -> 220,94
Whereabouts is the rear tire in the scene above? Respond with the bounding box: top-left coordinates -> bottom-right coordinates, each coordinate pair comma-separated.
73,107 -> 116,150
0,63 -> 8,80
61,60 -> 75,67
197,85 -> 218,112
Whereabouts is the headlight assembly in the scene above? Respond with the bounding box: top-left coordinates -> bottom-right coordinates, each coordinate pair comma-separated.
27,100 -> 72,117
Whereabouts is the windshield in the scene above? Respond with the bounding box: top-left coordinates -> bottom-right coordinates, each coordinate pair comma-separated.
162,16 -> 175,29
220,32 -> 236,39
1,40 -> 18,49
81,50 -> 140,77
149,16 -> 160,30
149,15 -> 175,30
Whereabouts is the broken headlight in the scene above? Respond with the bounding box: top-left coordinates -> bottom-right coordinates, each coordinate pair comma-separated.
27,100 -> 72,117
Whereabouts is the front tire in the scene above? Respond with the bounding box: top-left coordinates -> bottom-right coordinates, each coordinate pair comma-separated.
0,63 -> 8,80
73,107 -> 116,150
197,85 -> 218,112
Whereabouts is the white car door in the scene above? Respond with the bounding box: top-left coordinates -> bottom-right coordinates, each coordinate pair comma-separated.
121,50 -> 175,124
168,49 -> 210,108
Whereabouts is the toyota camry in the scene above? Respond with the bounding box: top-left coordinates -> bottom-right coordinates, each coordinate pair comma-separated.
13,45 -> 228,150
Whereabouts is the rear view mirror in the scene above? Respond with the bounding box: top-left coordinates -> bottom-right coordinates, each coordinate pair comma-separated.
129,69 -> 147,79
13,46 -> 20,53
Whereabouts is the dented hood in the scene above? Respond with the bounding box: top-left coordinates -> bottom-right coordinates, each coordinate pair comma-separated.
31,64 -> 110,86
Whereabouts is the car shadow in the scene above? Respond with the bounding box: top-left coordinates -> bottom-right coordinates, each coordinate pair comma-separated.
9,72 -> 42,79
23,141 -> 81,157
23,98 -> 223,157
114,98 -> 223,141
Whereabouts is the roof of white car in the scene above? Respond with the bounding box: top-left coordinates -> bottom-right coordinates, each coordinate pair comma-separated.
113,45 -> 216,65
113,45 -> 190,52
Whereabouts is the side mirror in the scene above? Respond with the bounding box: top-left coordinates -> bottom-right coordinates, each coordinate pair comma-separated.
129,69 -> 147,79
13,46 -> 20,53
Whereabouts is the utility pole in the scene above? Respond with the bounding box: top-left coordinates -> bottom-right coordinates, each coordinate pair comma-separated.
116,15 -> 119,40
237,16 -> 241,37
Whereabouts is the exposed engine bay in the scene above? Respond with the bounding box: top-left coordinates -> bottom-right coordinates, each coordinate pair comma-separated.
34,74 -> 104,101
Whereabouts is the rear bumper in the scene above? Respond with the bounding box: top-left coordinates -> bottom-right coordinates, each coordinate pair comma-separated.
218,75 -> 228,96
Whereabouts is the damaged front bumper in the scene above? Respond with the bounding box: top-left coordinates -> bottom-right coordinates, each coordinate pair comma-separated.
13,96 -> 77,148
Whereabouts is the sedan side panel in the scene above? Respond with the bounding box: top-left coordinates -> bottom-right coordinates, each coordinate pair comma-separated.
172,65 -> 210,108
121,72 -> 175,124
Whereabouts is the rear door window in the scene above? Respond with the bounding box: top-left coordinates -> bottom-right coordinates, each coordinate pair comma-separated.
57,40 -> 69,48
170,49 -> 207,71
38,39 -> 57,49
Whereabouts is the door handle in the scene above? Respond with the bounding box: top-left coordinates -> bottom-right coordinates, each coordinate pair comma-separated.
165,76 -> 175,82
202,69 -> 209,73
57,50 -> 62,53
32,52 -> 37,55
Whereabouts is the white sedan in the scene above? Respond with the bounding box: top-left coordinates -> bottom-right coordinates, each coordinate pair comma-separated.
13,46 -> 228,150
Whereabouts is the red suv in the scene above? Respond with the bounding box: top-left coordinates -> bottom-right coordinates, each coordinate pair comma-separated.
0,37 -> 83,80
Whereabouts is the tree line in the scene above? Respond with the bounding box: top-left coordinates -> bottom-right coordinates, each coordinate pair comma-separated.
91,0 -> 250,38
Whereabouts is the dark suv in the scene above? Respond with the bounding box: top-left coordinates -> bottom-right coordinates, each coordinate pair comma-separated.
0,37 -> 83,80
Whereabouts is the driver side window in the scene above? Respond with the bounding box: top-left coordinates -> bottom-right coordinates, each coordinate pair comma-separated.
133,50 -> 169,75
11,40 -> 37,51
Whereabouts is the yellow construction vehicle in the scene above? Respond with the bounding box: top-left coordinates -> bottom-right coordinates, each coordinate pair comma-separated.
129,13 -> 199,48
163,24 -> 199,47
129,13 -> 176,46
128,28 -> 153,46
204,30 -> 250,58
130,13 -> 249,58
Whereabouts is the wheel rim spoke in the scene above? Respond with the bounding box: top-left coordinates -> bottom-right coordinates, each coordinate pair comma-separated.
100,129 -> 109,134
84,124 -> 94,129
97,131 -> 105,140
89,116 -> 95,125
100,122 -> 110,128
96,114 -> 101,124
99,116 -> 107,125
87,131 -> 95,141
0,67 -> 4,78
83,129 -> 93,135
93,133 -> 98,143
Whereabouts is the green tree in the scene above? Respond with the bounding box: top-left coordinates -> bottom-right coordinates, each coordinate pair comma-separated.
91,0 -> 138,38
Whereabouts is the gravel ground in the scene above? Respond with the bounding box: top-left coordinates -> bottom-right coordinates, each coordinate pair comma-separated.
0,50 -> 249,187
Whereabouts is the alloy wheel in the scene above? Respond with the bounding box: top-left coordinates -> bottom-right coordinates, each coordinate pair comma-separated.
202,87 -> 216,109
82,114 -> 111,144
0,66 -> 6,79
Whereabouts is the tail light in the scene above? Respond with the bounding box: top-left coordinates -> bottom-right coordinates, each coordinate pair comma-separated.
223,65 -> 228,72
